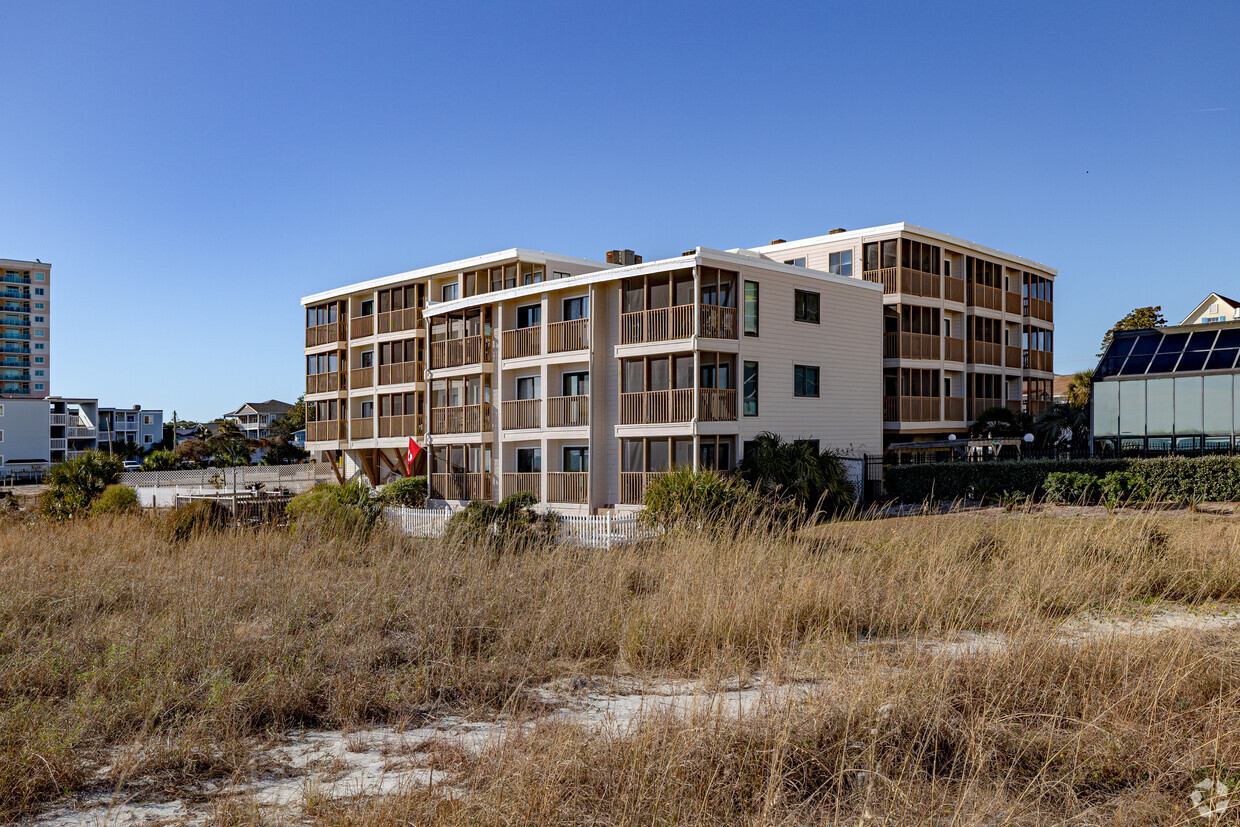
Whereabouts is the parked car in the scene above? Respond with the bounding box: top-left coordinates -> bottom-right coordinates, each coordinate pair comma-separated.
122,460 -> 143,472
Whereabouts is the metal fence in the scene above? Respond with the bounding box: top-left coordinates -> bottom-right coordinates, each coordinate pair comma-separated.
385,506 -> 656,549
174,491 -> 295,527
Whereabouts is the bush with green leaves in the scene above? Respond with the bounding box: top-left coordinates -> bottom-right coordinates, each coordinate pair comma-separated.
380,475 -> 427,508
446,491 -> 559,549
140,449 -> 177,471
286,479 -> 383,537
737,432 -> 854,517
1098,471 -> 1150,507
40,451 -> 125,521
1043,472 -> 1100,504
641,467 -> 781,528
90,484 -> 139,516
165,499 -> 232,543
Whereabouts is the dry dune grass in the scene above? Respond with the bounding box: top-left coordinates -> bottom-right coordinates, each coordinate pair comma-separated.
2,510 -> 1240,822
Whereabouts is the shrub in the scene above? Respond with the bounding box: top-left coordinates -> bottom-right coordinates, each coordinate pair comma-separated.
165,499 -> 232,542
642,467 -> 776,528
380,475 -> 427,508
141,449 -> 177,471
737,432 -> 854,517
446,491 -> 559,549
1043,472 -> 1100,504
40,451 -> 125,521
1099,471 -> 1149,507
91,484 -> 139,516
286,480 -> 382,537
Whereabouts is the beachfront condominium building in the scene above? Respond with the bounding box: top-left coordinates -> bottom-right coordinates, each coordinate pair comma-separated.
99,406 -> 165,450
744,224 -> 1056,445
0,259 -> 50,399
302,246 -> 884,511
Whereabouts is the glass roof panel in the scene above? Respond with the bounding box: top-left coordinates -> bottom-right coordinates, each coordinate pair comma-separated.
1119,354 -> 1152,375
1149,352 -> 1182,373
1095,357 -> 1125,379
1206,348 -> 1239,371
1157,332 -> 1190,353
1176,350 -> 1209,372
1108,336 -> 1137,358
1130,334 -> 1162,356
1186,330 -> 1218,351
1215,329 -> 1240,349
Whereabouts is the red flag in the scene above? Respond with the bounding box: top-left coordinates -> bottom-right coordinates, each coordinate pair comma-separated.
404,437 -> 423,475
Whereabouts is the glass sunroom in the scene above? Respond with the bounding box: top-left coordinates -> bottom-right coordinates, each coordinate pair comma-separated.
1092,322 -> 1240,457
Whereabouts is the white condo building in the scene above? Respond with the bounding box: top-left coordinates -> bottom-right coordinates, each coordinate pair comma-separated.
0,258 -> 51,399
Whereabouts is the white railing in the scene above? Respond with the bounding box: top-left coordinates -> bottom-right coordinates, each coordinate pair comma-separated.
120,464 -> 335,489
50,438 -> 66,450
385,506 -> 655,549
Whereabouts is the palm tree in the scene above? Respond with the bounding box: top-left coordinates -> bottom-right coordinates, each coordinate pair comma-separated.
1033,403 -> 1089,449
737,432 -> 853,517
1066,371 -> 1092,408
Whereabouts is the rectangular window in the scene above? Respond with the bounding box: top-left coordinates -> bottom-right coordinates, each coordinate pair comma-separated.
440,283 -> 458,302
34,273 -> 45,281
34,303 -> 44,310
360,299 -> 374,316
794,365 -> 820,397
34,330 -> 44,337
794,290 -> 820,324
828,250 -> 852,276
553,271 -> 570,280
34,370 -> 43,377
34,344 -> 43,350
562,371 -> 589,396
34,357 -> 43,363
784,257 -> 806,267
516,446 -> 541,473
562,296 -> 588,320
516,304 -> 541,328
563,446 -> 588,472
743,281 -> 758,336
144,435 -> 153,444
33,384 -> 42,391
34,316 -> 43,323
743,361 -> 758,416
516,375 -> 540,400
144,415 -> 153,424
34,288 -> 44,296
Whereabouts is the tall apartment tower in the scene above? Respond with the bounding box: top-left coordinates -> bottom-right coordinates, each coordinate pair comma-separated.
0,259 -> 50,398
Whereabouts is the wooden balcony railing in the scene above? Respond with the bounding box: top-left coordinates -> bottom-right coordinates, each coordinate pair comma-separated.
1024,297 -> 1053,322
968,397 -> 1003,420
501,398 -> 540,430
378,414 -> 424,438
1025,350 -> 1053,372
351,417 -> 374,439
967,284 -> 1003,311
944,396 -> 964,421
619,471 -> 671,505
431,472 -> 492,501
945,277 -> 965,303
547,395 -> 589,427
944,337 -> 965,362
549,472 -> 588,503
502,327 -> 541,359
378,361 -> 422,386
1004,292 -> 1022,315
430,404 -> 492,434
698,388 -> 737,421
883,331 -> 941,360
549,318 -> 588,352
1026,398 -> 1053,418
968,340 -> 1002,366
306,321 -> 346,347
307,421 -> 347,442
883,396 -> 940,422
502,472 -> 541,499
378,308 -> 420,335
307,372 -> 344,394
619,305 -> 694,344
698,305 -> 738,339
350,367 -> 374,389
863,267 -> 941,298
619,388 -> 694,424
1004,345 -> 1022,368
430,335 -> 491,369
351,315 -> 374,338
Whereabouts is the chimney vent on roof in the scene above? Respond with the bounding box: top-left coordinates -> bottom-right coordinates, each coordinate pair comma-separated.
828,228 -> 846,234
681,249 -> 695,256
769,239 -> 786,245
606,249 -> 642,266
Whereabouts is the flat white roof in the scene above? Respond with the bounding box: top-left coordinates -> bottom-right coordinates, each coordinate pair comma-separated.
423,246 -> 881,318
300,248 -> 612,306
742,222 -> 1057,276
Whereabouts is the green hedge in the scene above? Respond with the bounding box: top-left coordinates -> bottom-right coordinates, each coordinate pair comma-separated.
885,456 -> 1240,503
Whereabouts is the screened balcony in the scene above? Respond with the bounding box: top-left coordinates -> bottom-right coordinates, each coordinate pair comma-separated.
618,267 -> 738,345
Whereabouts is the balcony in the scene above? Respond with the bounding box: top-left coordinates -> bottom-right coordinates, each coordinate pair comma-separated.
430,335 -> 491,369
945,337 -> 965,362
502,472 -> 541,499
697,388 -> 737,422
549,472 -> 588,503
945,277 -> 965,303
306,372 -> 343,394
307,421 -> 347,442
0,290 -> 29,301
883,396 -> 939,422
0,317 -> 28,327
501,399 -> 540,430
944,396 -> 964,421
967,284 -> 1002,312
698,305 -> 738,339
67,426 -> 97,439
1024,297 -> 1053,323
378,414 -> 424,438
49,413 -> 67,426
620,305 -> 693,345
619,471 -> 669,505
431,472 -> 492,501
547,395 -> 589,427
1,275 -> 30,285
378,361 -> 422,386
968,340 -> 1001,366
378,307 -> 420,335
863,267 -> 941,298
549,318 -> 588,353
1004,292 -> 1022,315
1,345 -> 30,354
0,387 -> 29,395
1004,345 -> 1022,368
430,404 -> 492,435
350,367 -> 374,389
0,371 -> 27,381
351,315 -> 374,338
0,332 -> 30,341
619,388 -> 695,425
883,331 -> 941,360
1025,350 -> 1053,372
502,327 -> 541,359
0,304 -> 27,313
967,397 -> 1016,419
50,438 -> 67,451
306,321 -> 346,347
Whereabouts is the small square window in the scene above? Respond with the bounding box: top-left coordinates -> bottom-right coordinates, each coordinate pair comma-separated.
34,357 -> 43,363
828,250 -> 853,277
34,273 -> 45,281
34,344 -> 44,350
34,330 -> 44,337
144,415 -> 153,424
34,303 -> 44,310
794,290 -> 820,324
794,365 -> 820,397
34,370 -> 43,377
34,316 -> 43,323
33,384 -> 43,390
34,288 -> 44,296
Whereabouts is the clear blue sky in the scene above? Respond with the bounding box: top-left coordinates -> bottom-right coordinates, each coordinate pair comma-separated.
2,0 -> 1237,421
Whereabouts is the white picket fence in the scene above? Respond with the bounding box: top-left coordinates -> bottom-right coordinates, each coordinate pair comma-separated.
385,506 -> 655,549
